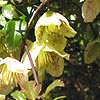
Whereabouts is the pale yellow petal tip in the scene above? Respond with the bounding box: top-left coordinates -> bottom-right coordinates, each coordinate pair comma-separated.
64,54 -> 70,60
0,0 -> 8,7
0,94 -> 5,100
35,10 -> 69,29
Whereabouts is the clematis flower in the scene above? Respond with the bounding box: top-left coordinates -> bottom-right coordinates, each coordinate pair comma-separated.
35,10 -> 76,46
0,57 -> 28,95
22,11 -> 76,82
22,42 -> 69,83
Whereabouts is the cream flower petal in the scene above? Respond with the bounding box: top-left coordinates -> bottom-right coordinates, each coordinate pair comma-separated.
3,57 -> 28,75
22,42 -> 44,68
43,46 -> 70,60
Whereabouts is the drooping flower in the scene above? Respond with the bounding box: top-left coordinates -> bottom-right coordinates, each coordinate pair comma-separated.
22,11 -> 76,82
0,57 -> 28,95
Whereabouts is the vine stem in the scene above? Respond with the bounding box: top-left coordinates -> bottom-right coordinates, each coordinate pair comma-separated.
28,0 -> 48,30
21,0 -> 48,85
24,43 -> 39,85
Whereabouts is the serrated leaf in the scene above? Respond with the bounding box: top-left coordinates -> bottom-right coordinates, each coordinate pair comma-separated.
2,4 -> 18,19
11,91 -> 26,100
82,0 -> 100,22
45,80 -> 64,97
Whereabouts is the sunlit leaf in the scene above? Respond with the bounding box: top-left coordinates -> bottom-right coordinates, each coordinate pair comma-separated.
54,96 -> 66,100
0,14 -> 6,27
11,91 -> 26,100
45,80 -> 64,96
2,4 -> 18,19
82,0 -> 100,22
4,20 -> 27,52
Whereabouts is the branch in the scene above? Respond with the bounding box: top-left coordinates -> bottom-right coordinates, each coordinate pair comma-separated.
21,0 -> 48,85
24,0 -> 48,39
24,43 -> 39,85
28,0 -> 48,29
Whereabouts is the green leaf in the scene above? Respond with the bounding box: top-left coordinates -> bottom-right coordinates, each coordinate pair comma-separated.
20,81 -> 42,100
4,20 -> 27,52
5,20 -> 17,51
11,91 -> 26,100
0,14 -> 6,27
54,96 -> 66,100
2,4 -> 18,19
45,80 -> 64,97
